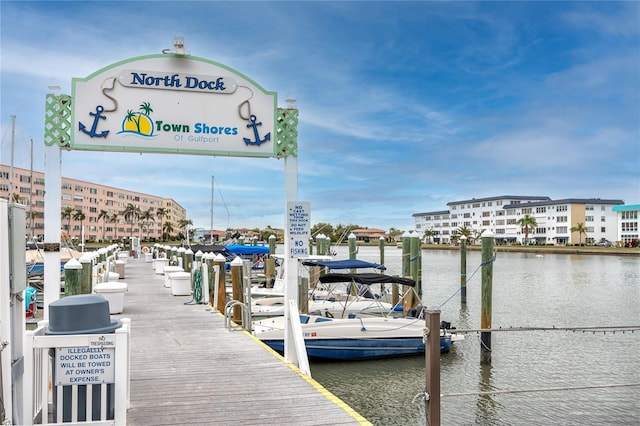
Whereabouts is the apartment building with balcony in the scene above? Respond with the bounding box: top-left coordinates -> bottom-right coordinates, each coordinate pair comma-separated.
1,164 -> 186,243
413,195 -> 626,246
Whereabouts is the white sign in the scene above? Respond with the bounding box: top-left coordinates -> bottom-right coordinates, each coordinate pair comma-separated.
55,346 -> 115,386
72,55 -> 277,158
287,202 -> 310,258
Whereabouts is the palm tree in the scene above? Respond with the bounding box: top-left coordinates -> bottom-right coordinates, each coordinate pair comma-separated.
140,208 -> 155,241
517,214 -> 537,245
123,203 -> 140,241
177,219 -> 193,241
452,225 -> 473,244
163,222 -> 174,241
570,222 -> 588,246
423,228 -> 438,244
156,207 -> 167,241
472,228 -> 486,243
98,209 -> 109,242
109,213 -> 119,241
29,210 -> 38,239
139,101 -> 153,115
125,110 -> 140,132
387,227 -> 403,241
73,209 -> 86,240
61,206 -> 74,234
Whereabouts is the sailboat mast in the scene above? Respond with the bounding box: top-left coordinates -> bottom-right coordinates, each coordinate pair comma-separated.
9,115 -> 15,201
29,138 -> 34,238
210,175 -> 214,244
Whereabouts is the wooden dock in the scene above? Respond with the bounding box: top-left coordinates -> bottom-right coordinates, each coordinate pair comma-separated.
112,257 -> 368,425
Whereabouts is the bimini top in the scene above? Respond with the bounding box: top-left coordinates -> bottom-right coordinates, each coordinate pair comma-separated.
318,273 -> 415,287
301,259 -> 386,271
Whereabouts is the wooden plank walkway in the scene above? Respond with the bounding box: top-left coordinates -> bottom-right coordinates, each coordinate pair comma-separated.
112,257 -> 368,426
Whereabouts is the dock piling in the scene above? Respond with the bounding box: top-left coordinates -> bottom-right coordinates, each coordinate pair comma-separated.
231,257 -> 243,323
460,235 -> 467,305
214,254 -> 226,312
425,308 -> 441,426
63,258 -> 82,296
480,231 -> 494,364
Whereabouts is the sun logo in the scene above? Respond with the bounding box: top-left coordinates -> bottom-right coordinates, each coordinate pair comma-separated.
119,102 -> 155,136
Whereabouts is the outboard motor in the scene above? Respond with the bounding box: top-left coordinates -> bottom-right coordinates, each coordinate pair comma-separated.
407,305 -> 426,319
440,320 -> 455,330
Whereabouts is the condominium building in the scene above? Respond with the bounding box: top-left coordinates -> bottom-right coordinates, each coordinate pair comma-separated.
612,204 -> 640,245
0,164 -> 186,243
413,195 -> 626,245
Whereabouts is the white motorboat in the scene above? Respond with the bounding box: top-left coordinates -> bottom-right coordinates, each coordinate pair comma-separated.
251,258 -> 398,318
253,313 -> 463,361
252,269 -> 410,318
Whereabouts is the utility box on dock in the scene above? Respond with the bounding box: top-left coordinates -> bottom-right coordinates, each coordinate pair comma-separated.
94,282 -> 128,314
163,266 -> 183,287
154,258 -> 169,274
115,259 -> 126,278
170,272 -> 192,296
47,294 -> 122,423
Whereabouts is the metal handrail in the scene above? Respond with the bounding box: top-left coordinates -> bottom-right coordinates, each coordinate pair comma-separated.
224,300 -> 249,331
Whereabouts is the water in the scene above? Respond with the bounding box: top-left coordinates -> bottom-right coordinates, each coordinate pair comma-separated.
308,246 -> 640,425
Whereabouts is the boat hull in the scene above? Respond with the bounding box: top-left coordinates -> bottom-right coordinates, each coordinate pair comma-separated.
261,336 -> 452,360
253,315 -> 457,361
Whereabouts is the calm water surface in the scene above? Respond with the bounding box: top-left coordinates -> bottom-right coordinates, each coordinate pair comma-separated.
309,246 -> 640,425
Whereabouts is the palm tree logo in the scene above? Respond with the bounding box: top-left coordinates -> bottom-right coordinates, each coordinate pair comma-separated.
119,102 -> 155,137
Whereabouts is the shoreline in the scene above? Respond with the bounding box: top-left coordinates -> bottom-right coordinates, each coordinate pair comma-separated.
420,244 -> 640,257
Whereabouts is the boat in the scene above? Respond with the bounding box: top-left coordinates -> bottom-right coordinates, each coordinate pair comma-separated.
252,271 -> 463,360
251,262 -> 400,318
253,313 -> 463,361
250,254 -> 331,298
26,247 -> 80,276
188,243 -> 271,276
252,292 -> 396,318
225,244 -> 270,269
186,243 -> 238,263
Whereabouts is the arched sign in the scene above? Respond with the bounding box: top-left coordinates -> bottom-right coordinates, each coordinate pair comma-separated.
42,51 -> 305,371
71,54 -> 277,157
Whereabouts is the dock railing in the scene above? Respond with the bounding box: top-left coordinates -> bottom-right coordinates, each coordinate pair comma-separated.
23,318 -> 131,425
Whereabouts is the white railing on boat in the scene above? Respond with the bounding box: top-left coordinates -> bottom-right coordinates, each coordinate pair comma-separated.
23,319 -> 130,425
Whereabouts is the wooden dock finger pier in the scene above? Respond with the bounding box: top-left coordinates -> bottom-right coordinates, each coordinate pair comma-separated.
114,257 -> 368,425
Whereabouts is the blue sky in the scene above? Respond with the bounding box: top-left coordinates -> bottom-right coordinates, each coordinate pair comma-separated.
1,1 -> 639,232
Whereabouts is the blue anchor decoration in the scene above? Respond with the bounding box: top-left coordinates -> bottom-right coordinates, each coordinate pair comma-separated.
79,105 -> 109,138
243,114 -> 270,146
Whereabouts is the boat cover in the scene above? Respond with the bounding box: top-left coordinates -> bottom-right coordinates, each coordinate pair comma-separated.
301,259 -> 386,271
318,273 -> 415,287
225,244 -> 270,255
